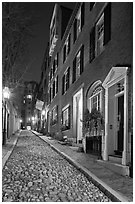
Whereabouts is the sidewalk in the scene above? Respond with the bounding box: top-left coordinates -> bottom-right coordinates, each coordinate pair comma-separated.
32,130 -> 133,202
2,131 -> 20,169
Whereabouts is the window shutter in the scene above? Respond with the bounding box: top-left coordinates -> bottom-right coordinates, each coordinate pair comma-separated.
73,19 -> 77,43
90,26 -> 95,62
56,75 -> 58,93
57,53 -> 59,67
81,3 -> 85,30
56,105 -> 58,121
104,3 -> 111,45
49,87 -> 51,102
63,45 -> 66,62
68,106 -> 70,128
53,60 -> 55,74
53,81 -> 55,98
80,45 -> 84,74
67,67 -> 70,89
62,75 -> 65,95
72,57 -> 76,83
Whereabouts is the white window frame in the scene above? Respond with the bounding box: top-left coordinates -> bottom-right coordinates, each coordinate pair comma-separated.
52,106 -> 58,122
89,88 -> 102,112
76,50 -> 81,80
63,67 -> 70,94
63,34 -> 71,62
62,105 -> 70,128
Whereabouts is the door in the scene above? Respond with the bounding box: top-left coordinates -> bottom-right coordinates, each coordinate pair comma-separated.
73,88 -> 83,143
117,95 -> 124,151
76,96 -> 82,143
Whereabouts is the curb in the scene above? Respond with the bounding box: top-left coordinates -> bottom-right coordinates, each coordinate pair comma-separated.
31,131 -> 130,202
2,133 -> 19,170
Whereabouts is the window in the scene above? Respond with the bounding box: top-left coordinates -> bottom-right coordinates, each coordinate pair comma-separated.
49,15 -> 58,56
90,2 -> 95,11
63,34 -> 71,63
53,53 -> 59,71
62,67 -> 70,95
96,13 -> 104,56
73,3 -> 85,43
61,106 -> 70,131
89,87 -> 102,112
90,3 -> 111,62
49,67 -> 53,81
50,75 -> 58,100
51,106 -> 58,125
72,45 -> 84,83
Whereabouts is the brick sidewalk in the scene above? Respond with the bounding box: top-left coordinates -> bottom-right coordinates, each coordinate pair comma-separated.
32,130 -> 133,202
2,131 -> 19,169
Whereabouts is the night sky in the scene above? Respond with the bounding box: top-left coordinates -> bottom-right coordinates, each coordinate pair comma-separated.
23,2 -> 76,83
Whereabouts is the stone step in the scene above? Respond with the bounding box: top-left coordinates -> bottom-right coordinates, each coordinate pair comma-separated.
109,155 -> 122,164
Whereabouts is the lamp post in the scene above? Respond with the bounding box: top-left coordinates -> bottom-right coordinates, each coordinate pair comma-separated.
3,87 -> 10,145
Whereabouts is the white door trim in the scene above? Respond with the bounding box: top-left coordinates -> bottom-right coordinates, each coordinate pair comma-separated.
73,88 -> 83,143
102,67 -> 129,164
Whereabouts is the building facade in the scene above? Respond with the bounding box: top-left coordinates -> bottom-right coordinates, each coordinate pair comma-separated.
40,2 -> 133,176
21,81 -> 38,129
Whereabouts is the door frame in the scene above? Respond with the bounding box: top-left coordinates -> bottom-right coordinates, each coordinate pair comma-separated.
102,67 -> 129,165
73,87 -> 83,143
115,92 -> 124,152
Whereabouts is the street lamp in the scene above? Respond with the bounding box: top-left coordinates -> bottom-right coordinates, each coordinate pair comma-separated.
3,87 -> 10,145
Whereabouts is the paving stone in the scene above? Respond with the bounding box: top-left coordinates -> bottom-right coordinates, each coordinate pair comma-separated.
2,132 -> 112,202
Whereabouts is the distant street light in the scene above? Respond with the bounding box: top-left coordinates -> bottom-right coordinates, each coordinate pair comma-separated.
3,87 -> 10,145
42,110 -> 45,115
31,116 -> 35,121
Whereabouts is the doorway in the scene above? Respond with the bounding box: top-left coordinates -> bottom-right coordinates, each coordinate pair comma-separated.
117,94 -> 124,152
73,88 -> 83,143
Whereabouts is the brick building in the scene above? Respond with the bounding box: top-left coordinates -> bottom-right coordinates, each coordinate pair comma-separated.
40,3 -> 133,175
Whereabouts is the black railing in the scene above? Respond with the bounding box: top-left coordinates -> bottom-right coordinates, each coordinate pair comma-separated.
86,135 -> 102,158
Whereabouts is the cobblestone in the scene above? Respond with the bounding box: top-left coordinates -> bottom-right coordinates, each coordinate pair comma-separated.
2,132 -> 112,202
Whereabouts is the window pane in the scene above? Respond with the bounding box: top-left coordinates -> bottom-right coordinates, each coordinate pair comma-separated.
96,14 -> 104,55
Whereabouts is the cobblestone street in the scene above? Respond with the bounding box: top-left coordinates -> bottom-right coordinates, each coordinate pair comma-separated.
2,130 -> 112,202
